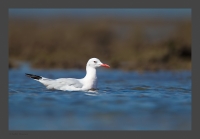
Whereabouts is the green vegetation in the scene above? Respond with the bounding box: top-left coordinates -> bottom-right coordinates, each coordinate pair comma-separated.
9,17 -> 191,71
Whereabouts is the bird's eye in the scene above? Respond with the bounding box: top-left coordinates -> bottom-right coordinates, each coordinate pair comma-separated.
94,61 -> 97,63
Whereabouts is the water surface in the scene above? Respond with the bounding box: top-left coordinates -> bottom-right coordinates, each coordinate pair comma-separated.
9,68 -> 191,130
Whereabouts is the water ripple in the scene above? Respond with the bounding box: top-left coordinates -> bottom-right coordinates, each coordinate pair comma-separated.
9,69 -> 191,130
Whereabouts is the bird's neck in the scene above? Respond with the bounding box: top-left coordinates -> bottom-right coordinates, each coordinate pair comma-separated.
84,66 -> 97,81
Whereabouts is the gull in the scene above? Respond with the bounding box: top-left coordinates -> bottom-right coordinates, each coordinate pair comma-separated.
25,58 -> 110,91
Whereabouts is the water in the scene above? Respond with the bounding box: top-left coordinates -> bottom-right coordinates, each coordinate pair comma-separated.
9,68 -> 191,130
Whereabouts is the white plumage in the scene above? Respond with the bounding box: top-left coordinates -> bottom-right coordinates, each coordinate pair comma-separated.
26,58 -> 110,91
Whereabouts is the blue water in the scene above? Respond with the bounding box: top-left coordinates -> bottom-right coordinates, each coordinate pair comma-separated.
9,68 -> 191,130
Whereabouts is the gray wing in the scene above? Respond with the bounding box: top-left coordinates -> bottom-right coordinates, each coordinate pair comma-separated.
56,78 -> 83,88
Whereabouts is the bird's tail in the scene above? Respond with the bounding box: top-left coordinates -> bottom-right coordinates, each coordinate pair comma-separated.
25,73 -> 42,80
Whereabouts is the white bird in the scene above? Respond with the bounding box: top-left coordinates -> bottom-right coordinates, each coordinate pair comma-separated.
25,58 -> 110,91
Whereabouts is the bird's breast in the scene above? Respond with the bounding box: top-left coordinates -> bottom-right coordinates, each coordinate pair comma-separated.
82,76 -> 97,90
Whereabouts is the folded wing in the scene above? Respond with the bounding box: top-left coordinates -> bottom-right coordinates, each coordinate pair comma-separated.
43,78 -> 83,90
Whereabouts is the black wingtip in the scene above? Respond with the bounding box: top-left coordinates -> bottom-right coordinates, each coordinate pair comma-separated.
25,73 -> 42,80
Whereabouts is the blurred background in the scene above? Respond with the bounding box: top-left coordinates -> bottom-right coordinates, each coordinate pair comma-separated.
9,9 -> 191,71
8,9 -> 191,130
